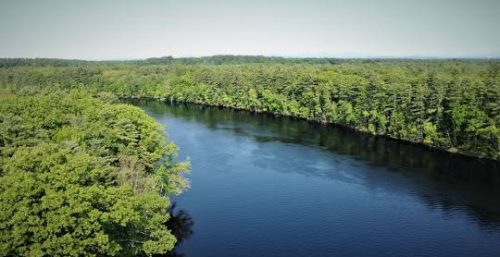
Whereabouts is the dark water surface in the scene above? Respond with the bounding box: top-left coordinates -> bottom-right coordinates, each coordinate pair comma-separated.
135,101 -> 500,257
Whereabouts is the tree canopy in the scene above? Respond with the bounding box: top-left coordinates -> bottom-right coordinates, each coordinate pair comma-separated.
0,89 -> 189,256
1,56 -> 497,159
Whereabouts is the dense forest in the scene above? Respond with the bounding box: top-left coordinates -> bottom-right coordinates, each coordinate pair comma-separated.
0,89 -> 189,256
0,56 -> 498,159
0,56 -> 499,256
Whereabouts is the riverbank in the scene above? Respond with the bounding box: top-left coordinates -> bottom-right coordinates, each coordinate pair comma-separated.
1,57 -> 498,160
125,96 -> 498,161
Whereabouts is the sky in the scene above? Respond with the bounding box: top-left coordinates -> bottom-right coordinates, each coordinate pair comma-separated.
0,0 -> 499,59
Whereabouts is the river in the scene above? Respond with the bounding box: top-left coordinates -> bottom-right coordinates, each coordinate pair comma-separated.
135,100 -> 500,257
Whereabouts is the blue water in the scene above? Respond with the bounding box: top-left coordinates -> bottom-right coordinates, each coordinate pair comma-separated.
136,101 -> 500,257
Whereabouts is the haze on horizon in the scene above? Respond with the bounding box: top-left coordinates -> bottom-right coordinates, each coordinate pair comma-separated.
0,0 -> 499,60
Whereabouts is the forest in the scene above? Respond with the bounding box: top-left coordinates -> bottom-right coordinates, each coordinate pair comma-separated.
2,0 -> 499,255
0,89 -> 189,256
0,56 -> 498,159
0,56 -> 499,256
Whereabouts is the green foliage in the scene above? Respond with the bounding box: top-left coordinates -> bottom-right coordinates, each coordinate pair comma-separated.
0,90 -> 189,256
0,57 -> 499,159
423,121 -> 439,145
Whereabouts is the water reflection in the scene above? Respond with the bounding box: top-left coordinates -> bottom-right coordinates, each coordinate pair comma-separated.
167,202 -> 194,245
136,100 -> 500,231
153,202 -> 194,257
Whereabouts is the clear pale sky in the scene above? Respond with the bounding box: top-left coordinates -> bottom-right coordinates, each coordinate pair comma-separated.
0,0 -> 499,59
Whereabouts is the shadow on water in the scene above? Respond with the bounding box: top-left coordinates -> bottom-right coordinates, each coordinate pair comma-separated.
152,202 -> 194,257
133,100 -> 500,233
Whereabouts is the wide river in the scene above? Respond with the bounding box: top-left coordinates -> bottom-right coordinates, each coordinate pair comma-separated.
135,100 -> 500,257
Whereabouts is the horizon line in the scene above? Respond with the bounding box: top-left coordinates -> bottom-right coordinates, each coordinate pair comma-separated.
1,53 -> 500,62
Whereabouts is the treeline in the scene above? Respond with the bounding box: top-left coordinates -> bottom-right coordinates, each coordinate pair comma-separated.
1,55 -> 472,68
0,58 -> 96,68
0,56 -> 312,67
0,89 -> 189,256
0,57 -> 498,159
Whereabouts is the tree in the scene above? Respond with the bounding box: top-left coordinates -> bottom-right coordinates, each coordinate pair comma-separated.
0,91 -> 189,256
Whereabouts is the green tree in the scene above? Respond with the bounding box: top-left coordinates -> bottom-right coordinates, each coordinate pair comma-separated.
0,90 -> 189,256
